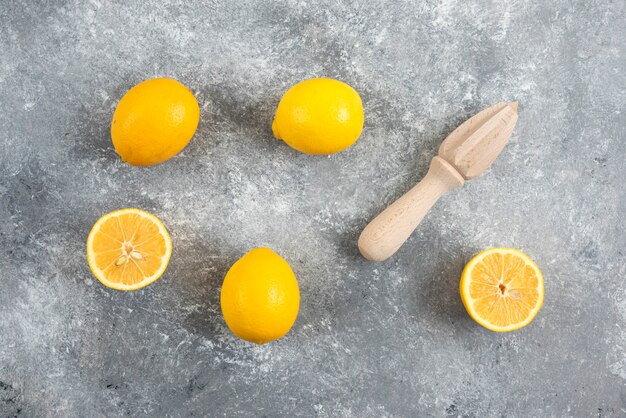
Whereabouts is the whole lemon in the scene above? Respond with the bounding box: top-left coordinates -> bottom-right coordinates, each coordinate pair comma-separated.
272,78 -> 364,154
111,78 -> 200,166
220,248 -> 300,344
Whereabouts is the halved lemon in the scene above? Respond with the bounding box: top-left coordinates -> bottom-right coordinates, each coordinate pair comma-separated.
460,248 -> 544,332
86,208 -> 172,291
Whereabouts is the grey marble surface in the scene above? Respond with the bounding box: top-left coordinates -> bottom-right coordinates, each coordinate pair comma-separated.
1,1 -> 625,417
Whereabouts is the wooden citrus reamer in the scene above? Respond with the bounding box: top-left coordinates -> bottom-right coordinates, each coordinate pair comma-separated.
358,102 -> 519,261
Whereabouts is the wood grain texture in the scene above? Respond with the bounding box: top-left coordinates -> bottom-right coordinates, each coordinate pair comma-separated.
358,157 -> 464,261
359,102 -> 519,261
439,102 -> 518,179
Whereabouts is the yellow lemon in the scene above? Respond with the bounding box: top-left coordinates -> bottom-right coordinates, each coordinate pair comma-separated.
460,248 -> 544,332
111,78 -> 200,166
86,208 -> 172,291
220,248 -> 300,344
272,78 -> 364,154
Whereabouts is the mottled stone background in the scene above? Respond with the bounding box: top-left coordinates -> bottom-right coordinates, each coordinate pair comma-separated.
1,0 -> 624,417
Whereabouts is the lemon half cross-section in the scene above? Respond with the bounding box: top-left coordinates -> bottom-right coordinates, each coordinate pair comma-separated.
460,248 -> 544,332
86,208 -> 172,291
